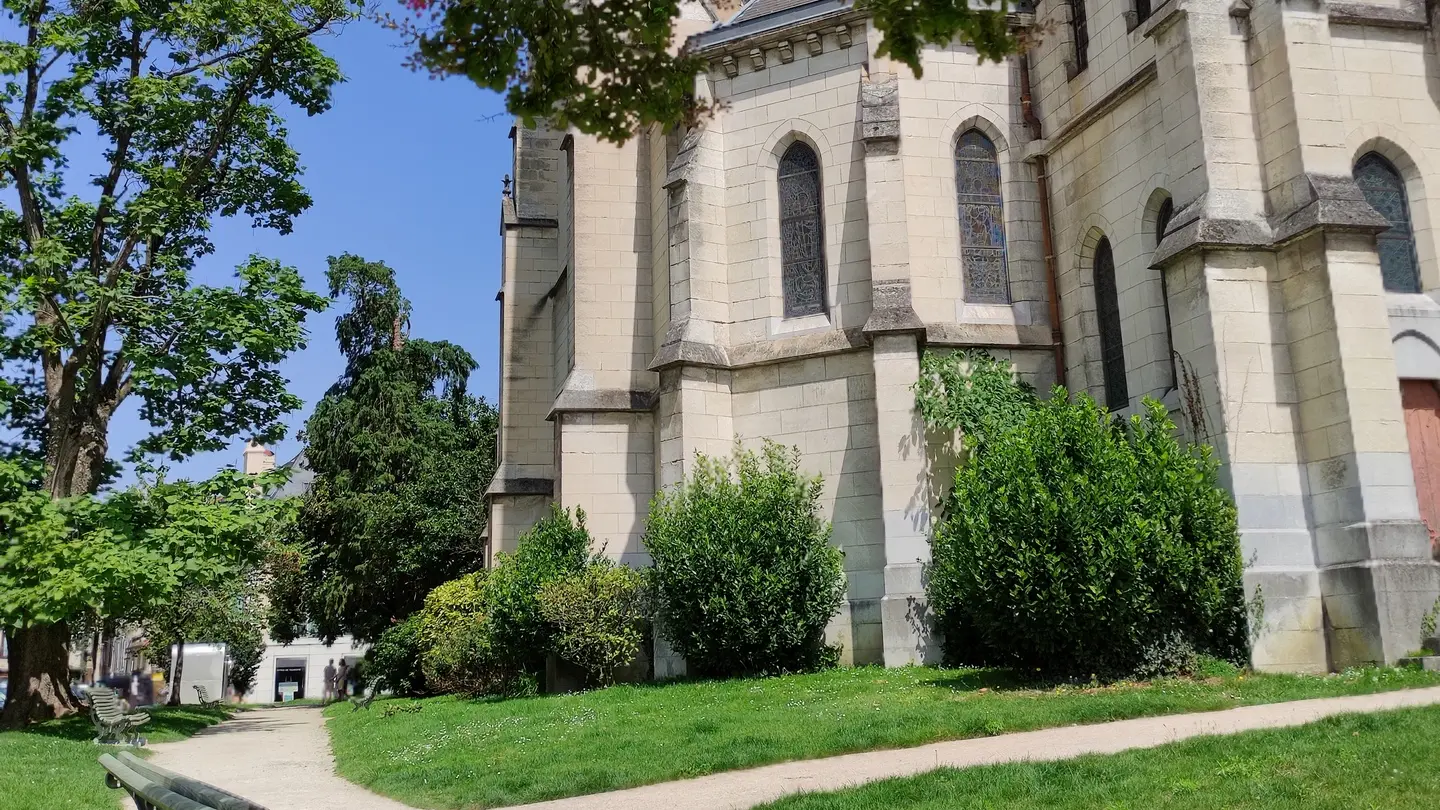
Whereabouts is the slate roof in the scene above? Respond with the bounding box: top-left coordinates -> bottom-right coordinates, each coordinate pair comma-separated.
730,0 -> 820,22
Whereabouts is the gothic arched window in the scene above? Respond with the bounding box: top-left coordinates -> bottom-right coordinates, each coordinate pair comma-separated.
1070,0 -> 1090,72
778,142 -> 827,318
1094,237 -> 1129,410
956,129 -> 1010,304
1155,198 -> 1177,390
1355,152 -> 1421,293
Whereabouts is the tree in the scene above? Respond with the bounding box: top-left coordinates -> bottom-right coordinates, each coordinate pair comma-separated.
0,465 -> 292,723
396,0 -> 1021,144
273,254 -> 499,645
0,0 -> 354,725
144,575 -> 269,706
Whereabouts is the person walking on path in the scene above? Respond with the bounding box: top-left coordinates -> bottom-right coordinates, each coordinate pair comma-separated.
322,659 -> 336,703
336,659 -> 350,700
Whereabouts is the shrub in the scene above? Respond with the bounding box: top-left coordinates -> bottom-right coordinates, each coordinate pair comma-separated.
918,351 -> 1250,678
539,561 -> 647,687
486,505 -> 593,673
366,615 -> 428,696
645,440 -> 845,677
416,571 -> 490,652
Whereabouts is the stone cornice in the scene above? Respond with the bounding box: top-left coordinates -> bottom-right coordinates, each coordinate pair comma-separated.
501,197 -> 558,231
1328,0 -> 1429,29
1036,61 -> 1158,157
549,388 -> 659,418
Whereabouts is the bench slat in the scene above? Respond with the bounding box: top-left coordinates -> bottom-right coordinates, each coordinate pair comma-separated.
117,752 -> 268,810
99,753 -> 214,810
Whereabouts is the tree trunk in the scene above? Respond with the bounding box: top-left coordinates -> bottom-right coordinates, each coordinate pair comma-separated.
86,631 -> 100,684
0,623 -> 80,729
168,638 -> 185,706
2,411 -> 115,726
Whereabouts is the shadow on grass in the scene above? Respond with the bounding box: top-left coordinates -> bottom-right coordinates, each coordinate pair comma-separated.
23,706 -> 231,743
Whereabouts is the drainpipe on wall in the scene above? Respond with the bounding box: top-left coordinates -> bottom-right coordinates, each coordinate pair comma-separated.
1018,52 -> 1066,388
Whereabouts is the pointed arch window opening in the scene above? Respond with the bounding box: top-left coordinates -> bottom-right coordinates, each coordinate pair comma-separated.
1155,198 -> 1178,391
1355,152 -> 1421,294
1070,0 -> 1090,72
955,129 -> 1011,304
778,142 -> 827,319
1094,237 -> 1129,411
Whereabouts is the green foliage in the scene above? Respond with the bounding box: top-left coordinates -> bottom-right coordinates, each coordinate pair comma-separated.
539,561 -> 647,687
917,351 -> 1250,678
0,461 -> 294,632
486,505 -> 593,673
644,441 -> 845,678
416,571 -> 490,652
366,616 -> 428,697
144,576 -> 268,698
397,0 -> 1019,145
0,0 -> 351,724
284,254 -> 499,644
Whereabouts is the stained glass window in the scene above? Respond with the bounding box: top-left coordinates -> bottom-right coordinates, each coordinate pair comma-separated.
1094,237 -> 1129,411
956,130 -> 1010,304
778,142 -> 827,318
1136,0 -> 1152,23
1155,198 -> 1177,390
1355,152 -> 1421,294
1071,0 -> 1090,72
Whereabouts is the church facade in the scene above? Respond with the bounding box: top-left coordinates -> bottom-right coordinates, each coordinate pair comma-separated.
488,0 -> 1440,674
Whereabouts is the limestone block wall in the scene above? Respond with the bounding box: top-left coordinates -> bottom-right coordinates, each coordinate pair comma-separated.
1329,21 -> 1440,293
730,350 -> 884,664
556,412 -> 656,567
707,31 -> 872,345
1045,78 -> 1175,407
896,48 -> 1048,331
1032,0 -> 1160,139
567,135 -> 656,394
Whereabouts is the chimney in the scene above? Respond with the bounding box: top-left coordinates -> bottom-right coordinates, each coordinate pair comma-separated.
243,440 -> 277,476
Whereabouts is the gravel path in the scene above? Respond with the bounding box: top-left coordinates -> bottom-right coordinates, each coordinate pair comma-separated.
142,706 -> 414,810
140,686 -> 1440,810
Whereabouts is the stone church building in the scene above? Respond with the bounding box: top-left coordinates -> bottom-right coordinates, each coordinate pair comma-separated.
488,0 -> 1440,675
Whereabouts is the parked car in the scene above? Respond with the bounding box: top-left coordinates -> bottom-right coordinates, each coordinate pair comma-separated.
0,677 -> 7,706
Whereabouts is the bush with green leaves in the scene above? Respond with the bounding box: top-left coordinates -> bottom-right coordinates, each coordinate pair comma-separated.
365,615 -> 428,697
644,441 -> 845,677
916,351 -> 1250,678
539,561 -> 647,687
486,505 -> 593,673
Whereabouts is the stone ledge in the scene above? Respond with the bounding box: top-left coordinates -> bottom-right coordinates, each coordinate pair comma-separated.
550,388 -> 659,416
862,280 -> 925,336
485,476 -> 554,497
1329,1 -> 1428,29
500,197 -> 559,231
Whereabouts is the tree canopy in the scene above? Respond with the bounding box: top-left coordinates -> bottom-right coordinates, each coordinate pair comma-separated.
271,254 -> 498,645
397,0 -> 1022,144
0,0 -> 355,725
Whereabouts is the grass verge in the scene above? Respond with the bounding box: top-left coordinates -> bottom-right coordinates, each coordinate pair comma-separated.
0,705 -> 229,810
758,704 -> 1440,809
324,664 -> 1440,809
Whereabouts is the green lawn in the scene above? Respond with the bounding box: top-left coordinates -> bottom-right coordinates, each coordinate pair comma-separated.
0,705 -> 229,810
758,704 -> 1440,809
324,664 -> 1440,809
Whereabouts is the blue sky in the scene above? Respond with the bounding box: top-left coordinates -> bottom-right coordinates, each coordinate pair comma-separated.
106,20 -> 513,483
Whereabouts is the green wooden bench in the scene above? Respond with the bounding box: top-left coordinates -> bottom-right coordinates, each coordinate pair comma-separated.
89,686 -> 150,746
99,750 -> 268,810
193,684 -> 222,709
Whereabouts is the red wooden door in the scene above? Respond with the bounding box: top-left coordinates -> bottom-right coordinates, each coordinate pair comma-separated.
1401,379 -> 1440,559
